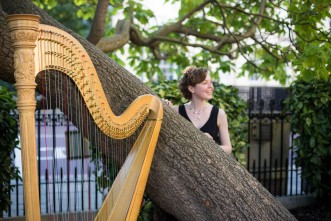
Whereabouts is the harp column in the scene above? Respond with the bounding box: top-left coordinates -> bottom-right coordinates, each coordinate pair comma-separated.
6,14 -> 41,221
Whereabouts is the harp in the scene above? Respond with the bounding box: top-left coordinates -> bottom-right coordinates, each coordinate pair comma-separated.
6,14 -> 163,221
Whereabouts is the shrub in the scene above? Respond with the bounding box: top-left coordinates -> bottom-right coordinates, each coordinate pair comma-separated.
0,86 -> 20,216
284,78 -> 331,198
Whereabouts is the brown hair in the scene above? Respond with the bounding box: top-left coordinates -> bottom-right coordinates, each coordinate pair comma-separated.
179,66 -> 208,100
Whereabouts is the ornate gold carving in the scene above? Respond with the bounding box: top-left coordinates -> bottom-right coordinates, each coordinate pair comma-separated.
16,89 -> 35,102
11,31 -> 38,43
13,50 -> 35,82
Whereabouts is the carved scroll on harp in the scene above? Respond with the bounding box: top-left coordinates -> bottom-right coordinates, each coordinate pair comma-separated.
6,14 -> 163,221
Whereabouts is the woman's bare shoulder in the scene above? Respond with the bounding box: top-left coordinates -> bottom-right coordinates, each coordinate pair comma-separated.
217,108 -> 226,116
216,108 -> 229,126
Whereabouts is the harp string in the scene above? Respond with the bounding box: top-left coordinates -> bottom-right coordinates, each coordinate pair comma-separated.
58,36 -> 72,220
61,34 -> 71,217
40,30 -> 53,217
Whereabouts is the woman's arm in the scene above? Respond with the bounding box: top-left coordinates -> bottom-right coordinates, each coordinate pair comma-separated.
217,109 -> 232,154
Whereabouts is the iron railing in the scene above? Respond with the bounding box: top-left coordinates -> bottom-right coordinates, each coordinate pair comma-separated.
246,98 -> 310,197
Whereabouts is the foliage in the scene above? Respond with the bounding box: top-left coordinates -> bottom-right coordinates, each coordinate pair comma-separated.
33,0 -> 92,37
288,0 -> 331,82
0,87 -> 20,216
284,78 -> 331,198
32,0 -> 331,85
146,80 -> 249,165
137,195 -> 154,221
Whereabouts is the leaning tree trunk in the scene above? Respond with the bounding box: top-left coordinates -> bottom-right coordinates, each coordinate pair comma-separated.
0,1 -> 297,220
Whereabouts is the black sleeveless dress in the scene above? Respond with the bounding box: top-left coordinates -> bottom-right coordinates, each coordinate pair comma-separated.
178,104 -> 219,142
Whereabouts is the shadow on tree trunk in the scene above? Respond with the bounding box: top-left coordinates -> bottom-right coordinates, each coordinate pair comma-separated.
154,204 -> 179,221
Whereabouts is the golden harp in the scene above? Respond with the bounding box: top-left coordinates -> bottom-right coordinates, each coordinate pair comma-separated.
6,14 -> 163,221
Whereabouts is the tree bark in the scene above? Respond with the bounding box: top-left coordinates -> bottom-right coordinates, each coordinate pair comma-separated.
0,1 -> 297,220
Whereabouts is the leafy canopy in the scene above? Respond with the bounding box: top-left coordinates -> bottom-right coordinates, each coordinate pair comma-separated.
33,0 -> 331,84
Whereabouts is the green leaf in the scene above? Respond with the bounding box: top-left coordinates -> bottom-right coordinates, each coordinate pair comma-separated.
159,89 -> 165,98
309,136 -> 315,148
305,117 -> 311,127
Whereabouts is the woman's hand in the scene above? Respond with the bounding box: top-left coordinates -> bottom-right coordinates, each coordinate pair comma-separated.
162,98 -> 173,107
204,132 -> 214,141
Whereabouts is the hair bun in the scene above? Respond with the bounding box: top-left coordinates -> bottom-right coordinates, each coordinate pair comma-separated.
183,66 -> 197,75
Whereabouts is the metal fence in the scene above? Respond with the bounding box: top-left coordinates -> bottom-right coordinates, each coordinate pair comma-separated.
4,87 -> 311,218
5,109 -> 106,217
6,169 -> 103,217
245,98 -> 310,197
236,86 -> 310,197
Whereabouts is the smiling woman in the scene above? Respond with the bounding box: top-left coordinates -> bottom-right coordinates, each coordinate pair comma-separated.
166,66 -> 232,154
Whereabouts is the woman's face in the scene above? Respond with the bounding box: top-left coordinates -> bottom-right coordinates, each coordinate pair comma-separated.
190,73 -> 214,100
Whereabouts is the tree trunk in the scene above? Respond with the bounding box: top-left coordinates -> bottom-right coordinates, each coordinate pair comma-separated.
0,1 -> 297,220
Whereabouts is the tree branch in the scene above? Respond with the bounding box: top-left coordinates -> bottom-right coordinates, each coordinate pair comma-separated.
216,0 -> 268,73
177,0 -> 213,23
174,25 -> 222,41
96,19 -> 131,52
87,0 -> 109,44
213,0 -> 267,50
152,36 -> 235,58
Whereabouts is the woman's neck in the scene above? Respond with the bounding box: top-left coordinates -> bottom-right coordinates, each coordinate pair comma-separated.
189,100 -> 207,110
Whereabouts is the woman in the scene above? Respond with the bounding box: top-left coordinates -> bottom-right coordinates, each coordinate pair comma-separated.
165,66 -> 232,154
